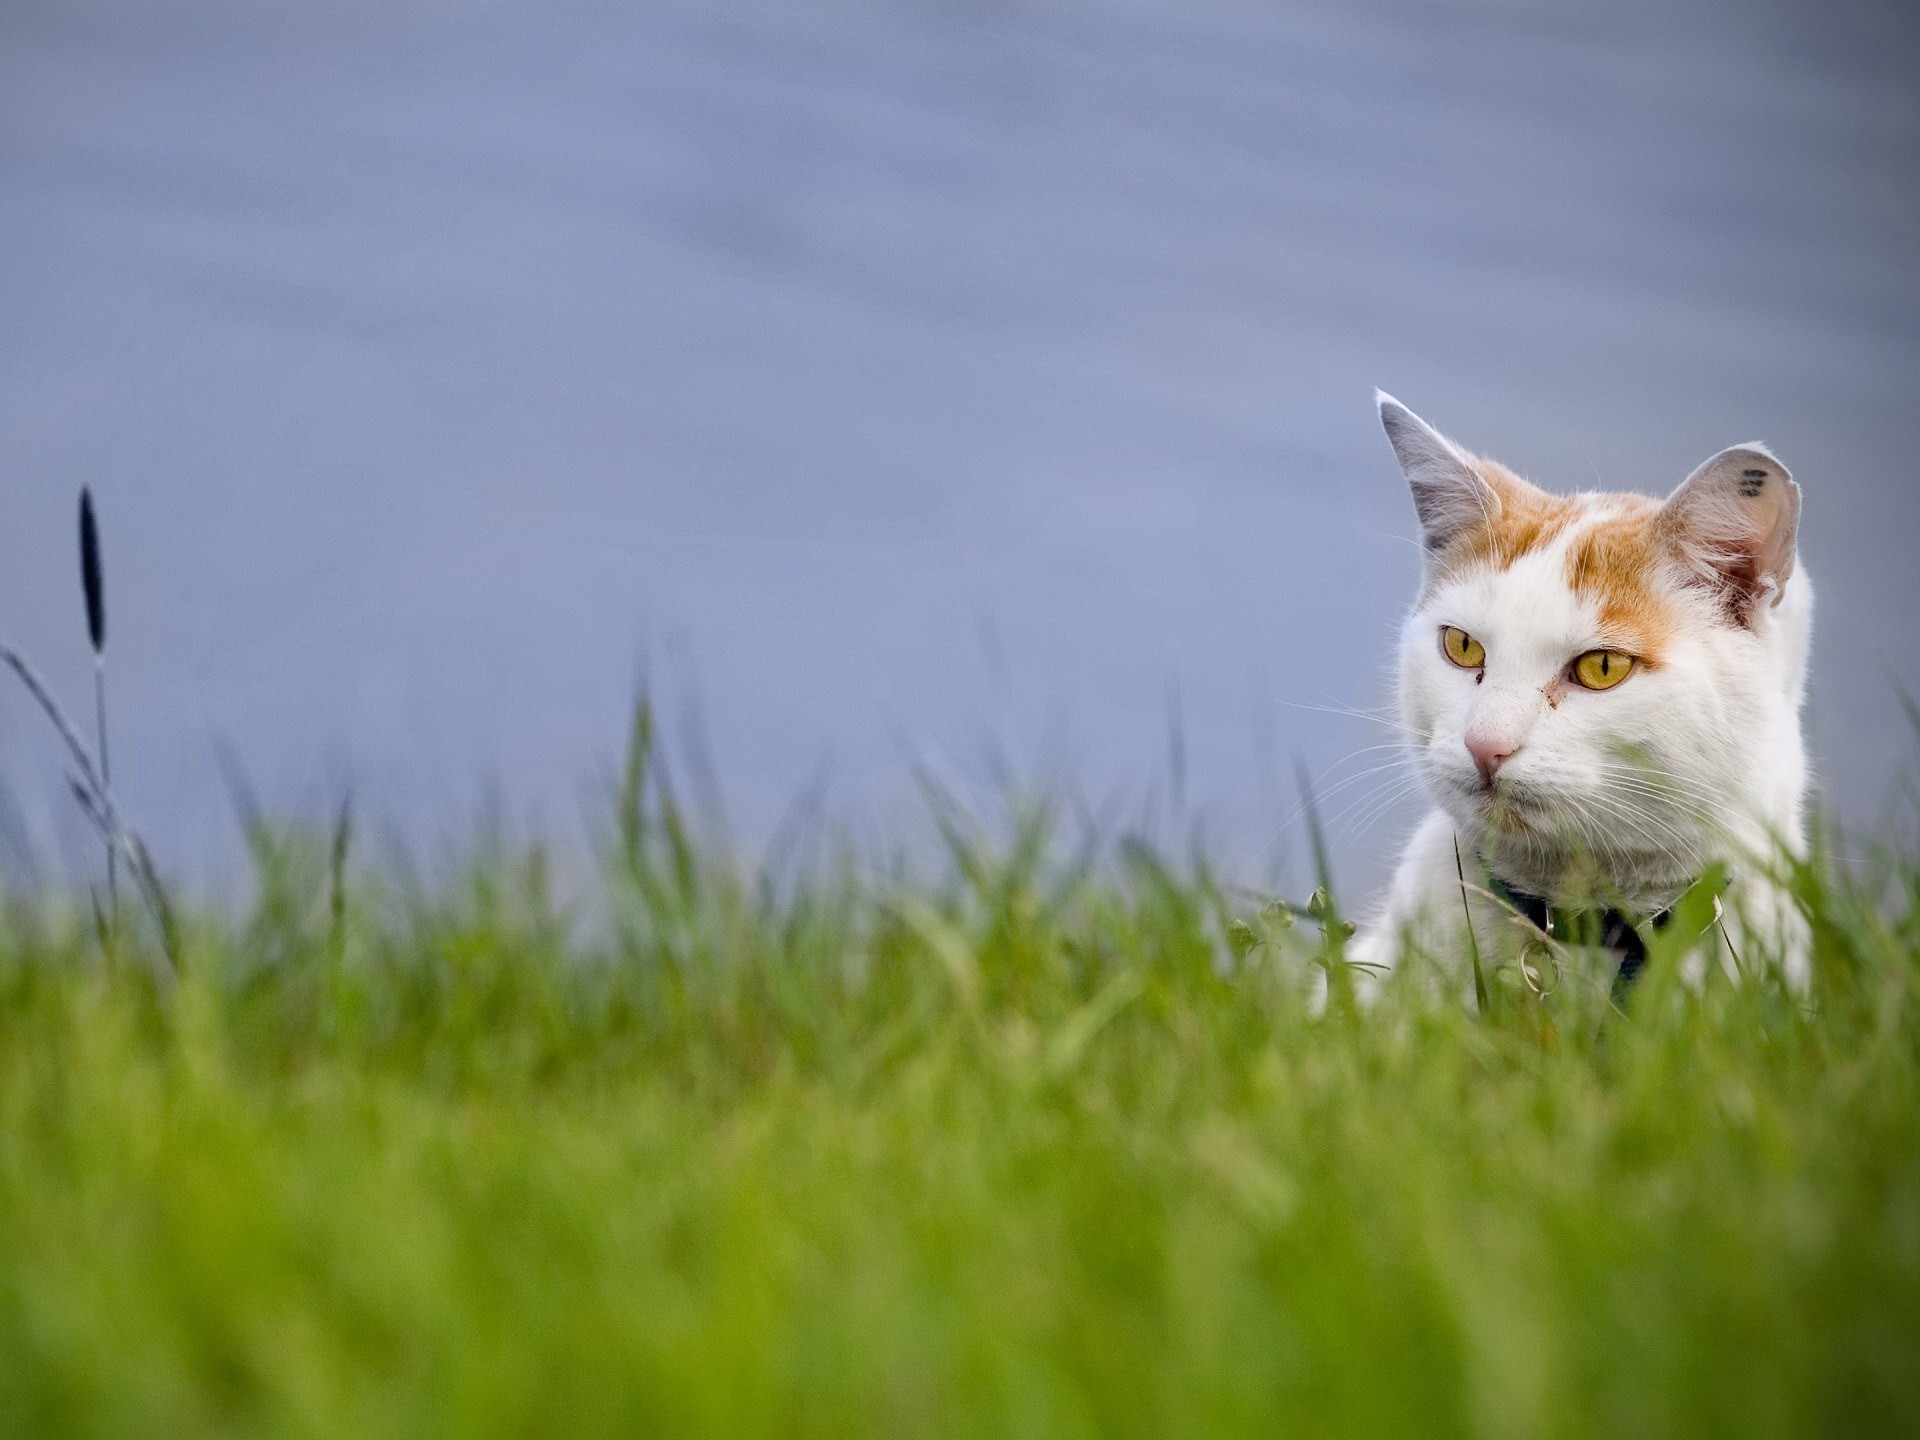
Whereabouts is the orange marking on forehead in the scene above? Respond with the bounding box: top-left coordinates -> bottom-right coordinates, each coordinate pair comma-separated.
1425,456 -> 1577,583
1471,460 -> 1580,566
1563,497 -> 1676,663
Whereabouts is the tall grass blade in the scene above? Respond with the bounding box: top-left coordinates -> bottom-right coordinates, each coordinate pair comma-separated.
1295,758 -> 1355,1011
329,795 -> 354,970
0,642 -> 170,972
79,488 -> 116,909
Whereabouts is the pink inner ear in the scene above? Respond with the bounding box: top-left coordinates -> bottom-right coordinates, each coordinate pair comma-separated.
1661,450 -> 1799,616
1751,505 -> 1796,589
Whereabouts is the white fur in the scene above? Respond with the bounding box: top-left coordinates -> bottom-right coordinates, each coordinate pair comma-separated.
1353,397 -> 1813,992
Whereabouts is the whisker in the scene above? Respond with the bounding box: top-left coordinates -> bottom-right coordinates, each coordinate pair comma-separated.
1335,775 -> 1429,842
1268,749 -> 1419,835
1278,700 -> 1423,738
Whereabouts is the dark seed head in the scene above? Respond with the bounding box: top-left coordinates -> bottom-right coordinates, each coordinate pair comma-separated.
79,488 -> 106,653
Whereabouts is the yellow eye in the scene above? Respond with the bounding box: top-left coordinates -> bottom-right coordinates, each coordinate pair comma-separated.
1572,649 -> 1635,691
1440,626 -> 1485,669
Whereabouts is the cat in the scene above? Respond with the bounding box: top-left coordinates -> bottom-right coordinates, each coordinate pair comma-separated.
1349,394 -> 1813,992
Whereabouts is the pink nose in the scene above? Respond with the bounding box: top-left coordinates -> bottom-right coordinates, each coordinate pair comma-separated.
1466,734 -> 1517,784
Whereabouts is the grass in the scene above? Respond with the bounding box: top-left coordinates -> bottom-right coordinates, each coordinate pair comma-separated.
0,712 -> 1916,1439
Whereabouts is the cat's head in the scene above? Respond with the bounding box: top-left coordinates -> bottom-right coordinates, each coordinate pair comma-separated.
1376,393 -> 1809,889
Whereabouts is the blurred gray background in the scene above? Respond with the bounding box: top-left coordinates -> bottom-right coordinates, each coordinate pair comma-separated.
2,0 -> 1918,890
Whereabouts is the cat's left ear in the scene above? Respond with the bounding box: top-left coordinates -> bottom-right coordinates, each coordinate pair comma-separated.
1376,392 -> 1501,554
1657,444 -> 1800,619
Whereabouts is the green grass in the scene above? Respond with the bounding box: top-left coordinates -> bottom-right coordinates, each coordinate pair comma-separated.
0,722 -> 1916,1439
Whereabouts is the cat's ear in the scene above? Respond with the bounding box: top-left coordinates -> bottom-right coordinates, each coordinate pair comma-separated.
1376,392 -> 1499,553
1658,444 -> 1800,619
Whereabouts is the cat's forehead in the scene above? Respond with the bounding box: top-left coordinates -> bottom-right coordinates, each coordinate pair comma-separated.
1430,553 -> 1593,664
1427,467 -> 1678,660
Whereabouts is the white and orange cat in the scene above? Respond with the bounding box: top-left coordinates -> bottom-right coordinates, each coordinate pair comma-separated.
1352,394 -> 1812,989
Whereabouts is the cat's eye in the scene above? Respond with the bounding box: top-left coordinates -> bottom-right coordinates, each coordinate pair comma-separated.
1572,649 -> 1635,691
1440,626 -> 1485,670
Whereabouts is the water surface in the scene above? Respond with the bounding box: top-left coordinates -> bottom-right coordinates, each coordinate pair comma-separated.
2,0 -> 1917,887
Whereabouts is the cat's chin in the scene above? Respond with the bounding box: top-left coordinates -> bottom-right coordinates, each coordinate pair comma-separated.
1433,776 -> 1555,840
1478,803 -> 1537,837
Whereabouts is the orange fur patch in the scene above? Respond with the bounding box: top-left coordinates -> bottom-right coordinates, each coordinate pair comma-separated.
1483,462 -> 1576,561
1428,457 -> 1575,576
1563,498 -> 1676,663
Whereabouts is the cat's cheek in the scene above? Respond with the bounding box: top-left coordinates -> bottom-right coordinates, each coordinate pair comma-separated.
1395,652 -> 1443,737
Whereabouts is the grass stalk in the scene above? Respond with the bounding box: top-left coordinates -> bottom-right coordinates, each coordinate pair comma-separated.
79,488 -> 116,913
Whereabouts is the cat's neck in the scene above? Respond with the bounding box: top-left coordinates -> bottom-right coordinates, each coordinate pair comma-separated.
1471,824 -> 1705,913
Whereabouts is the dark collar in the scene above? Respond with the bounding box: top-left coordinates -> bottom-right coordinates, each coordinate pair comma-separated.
1483,871 -> 1674,995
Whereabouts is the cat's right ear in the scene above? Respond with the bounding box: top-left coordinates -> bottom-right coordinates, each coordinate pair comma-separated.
1376,392 -> 1498,553
1657,443 -> 1799,619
